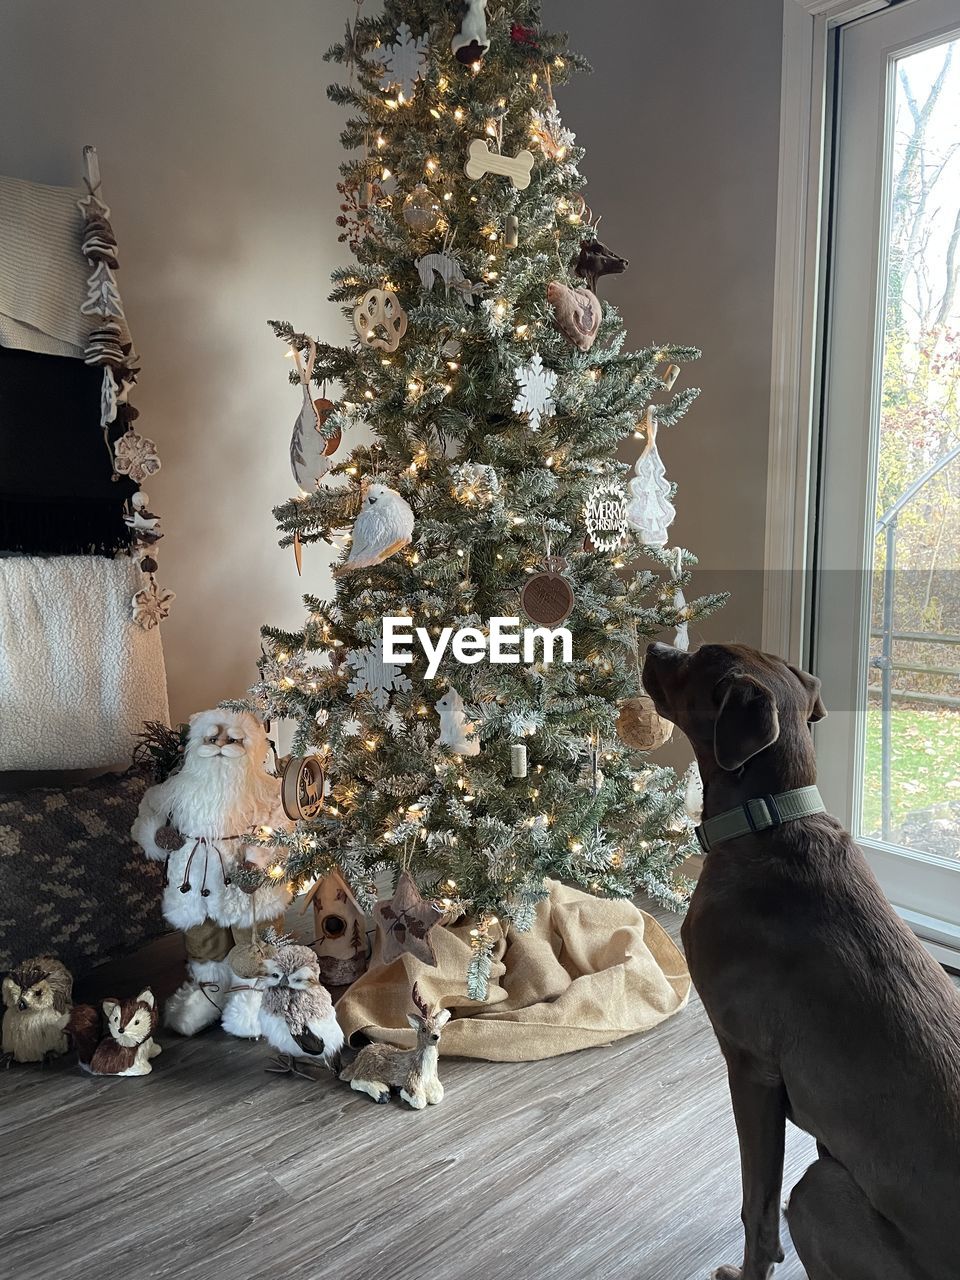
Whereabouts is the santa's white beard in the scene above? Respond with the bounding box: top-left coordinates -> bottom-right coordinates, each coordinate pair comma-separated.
169,749 -> 277,837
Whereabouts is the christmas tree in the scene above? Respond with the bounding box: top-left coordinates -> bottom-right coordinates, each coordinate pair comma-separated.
243,1 -> 723,995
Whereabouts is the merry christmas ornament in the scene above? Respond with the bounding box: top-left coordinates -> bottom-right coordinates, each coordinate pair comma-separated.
521,558 -> 575,626
402,184 -> 442,233
353,288 -> 408,352
616,694 -> 674,752
436,687 -> 480,756
338,484 -> 414,573
452,0 -> 490,65
585,481 -> 627,552
374,870 -> 443,966
547,281 -> 601,352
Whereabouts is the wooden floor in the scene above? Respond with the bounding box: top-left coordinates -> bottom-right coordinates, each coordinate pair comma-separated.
0,906 -> 814,1280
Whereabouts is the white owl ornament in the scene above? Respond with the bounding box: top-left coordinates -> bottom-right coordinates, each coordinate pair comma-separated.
337,484 -> 414,574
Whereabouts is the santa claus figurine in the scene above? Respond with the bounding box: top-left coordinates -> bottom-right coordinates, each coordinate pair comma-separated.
132,709 -> 292,1038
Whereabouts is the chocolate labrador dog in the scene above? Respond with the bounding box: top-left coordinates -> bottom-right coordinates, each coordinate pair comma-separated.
642,642 -> 960,1280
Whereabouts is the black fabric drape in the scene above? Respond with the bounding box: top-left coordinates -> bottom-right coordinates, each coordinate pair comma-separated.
0,344 -> 135,555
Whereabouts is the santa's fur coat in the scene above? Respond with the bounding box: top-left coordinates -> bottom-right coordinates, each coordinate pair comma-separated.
132,710 -> 292,1038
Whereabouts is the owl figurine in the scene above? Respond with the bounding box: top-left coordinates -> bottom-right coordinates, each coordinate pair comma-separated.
2,955 -> 73,1065
337,484 -> 414,573
436,688 -> 480,756
258,940 -> 344,1073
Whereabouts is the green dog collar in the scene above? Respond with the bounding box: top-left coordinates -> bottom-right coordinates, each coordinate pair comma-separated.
695,785 -> 825,853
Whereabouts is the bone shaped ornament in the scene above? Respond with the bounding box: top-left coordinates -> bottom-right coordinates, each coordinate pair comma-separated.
464,138 -> 535,190
353,288 -> 408,351
547,281 -> 602,352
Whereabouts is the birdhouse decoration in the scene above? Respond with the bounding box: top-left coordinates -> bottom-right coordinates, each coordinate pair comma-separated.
302,867 -> 369,986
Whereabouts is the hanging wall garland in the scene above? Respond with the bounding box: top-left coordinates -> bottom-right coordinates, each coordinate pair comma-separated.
76,146 -> 173,629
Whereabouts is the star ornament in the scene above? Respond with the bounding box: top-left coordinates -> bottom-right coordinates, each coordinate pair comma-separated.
374,870 -> 443,966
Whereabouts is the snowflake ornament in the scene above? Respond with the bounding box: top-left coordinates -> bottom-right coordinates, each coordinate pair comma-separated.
114,430 -> 161,484
343,717 -> 363,737
377,23 -> 429,100
132,579 -> 175,630
513,353 -> 558,431
347,635 -> 412,709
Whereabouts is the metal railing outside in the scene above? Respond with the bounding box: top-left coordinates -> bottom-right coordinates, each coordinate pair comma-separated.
870,443 -> 960,842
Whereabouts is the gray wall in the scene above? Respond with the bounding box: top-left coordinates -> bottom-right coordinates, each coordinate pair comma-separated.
0,0 -> 783,728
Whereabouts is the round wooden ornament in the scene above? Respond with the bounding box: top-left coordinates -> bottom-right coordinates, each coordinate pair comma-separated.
521,559 -> 575,626
281,755 -> 326,821
616,694 -> 674,752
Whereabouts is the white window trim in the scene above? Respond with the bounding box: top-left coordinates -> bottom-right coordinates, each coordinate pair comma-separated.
763,0 -> 893,664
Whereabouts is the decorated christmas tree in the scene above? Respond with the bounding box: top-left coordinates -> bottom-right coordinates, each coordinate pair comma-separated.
242,0 -> 723,995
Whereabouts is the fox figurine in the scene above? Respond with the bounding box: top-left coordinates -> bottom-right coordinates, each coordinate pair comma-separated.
69,988 -> 161,1077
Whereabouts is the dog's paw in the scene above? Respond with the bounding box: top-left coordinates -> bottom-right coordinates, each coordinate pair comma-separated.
711,1268 -> 743,1280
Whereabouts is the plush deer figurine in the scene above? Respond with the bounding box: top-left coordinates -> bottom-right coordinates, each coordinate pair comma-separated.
339,984 -> 450,1109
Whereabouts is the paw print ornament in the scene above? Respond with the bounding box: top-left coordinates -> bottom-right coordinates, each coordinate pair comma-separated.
353,288 -> 408,352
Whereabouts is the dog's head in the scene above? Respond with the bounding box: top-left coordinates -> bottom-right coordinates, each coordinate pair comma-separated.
641,642 -> 826,779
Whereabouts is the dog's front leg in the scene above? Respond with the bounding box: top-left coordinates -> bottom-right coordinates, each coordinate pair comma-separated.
712,1043 -> 787,1280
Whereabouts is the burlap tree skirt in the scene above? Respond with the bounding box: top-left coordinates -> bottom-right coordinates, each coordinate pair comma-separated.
335,881 -> 691,1062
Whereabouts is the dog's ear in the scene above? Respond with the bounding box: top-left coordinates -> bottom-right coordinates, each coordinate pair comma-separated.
714,674 -> 780,771
787,664 -> 827,722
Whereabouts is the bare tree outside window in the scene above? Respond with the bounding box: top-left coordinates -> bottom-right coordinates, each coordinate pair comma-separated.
863,37 -> 960,856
